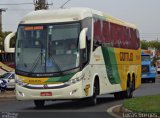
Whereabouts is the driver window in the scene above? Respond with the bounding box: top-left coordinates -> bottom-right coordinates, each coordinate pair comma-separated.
66,41 -> 77,54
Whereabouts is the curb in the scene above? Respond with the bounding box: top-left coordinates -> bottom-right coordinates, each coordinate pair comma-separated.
0,91 -> 16,101
107,105 -> 122,118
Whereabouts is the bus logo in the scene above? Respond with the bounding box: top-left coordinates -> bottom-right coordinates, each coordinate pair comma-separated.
43,84 -> 48,89
120,52 -> 133,61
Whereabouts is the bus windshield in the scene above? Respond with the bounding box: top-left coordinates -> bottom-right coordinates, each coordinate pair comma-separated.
15,23 -> 80,76
141,55 -> 151,61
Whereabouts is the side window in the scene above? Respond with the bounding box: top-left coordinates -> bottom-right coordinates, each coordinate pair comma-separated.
9,74 -> 14,79
93,18 -> 102,50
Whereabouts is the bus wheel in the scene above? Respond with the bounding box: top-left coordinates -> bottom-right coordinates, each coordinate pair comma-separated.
124,80 -> 133,98
132,79 -> 135,91
152,78 -> 155,83
87,80 -> 99,106
34,100 -> 45,108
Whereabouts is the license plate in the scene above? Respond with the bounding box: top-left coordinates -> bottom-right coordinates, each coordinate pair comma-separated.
40,92 -> 52,96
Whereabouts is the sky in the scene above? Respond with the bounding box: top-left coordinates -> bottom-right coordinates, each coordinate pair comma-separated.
0,0 -> 160,40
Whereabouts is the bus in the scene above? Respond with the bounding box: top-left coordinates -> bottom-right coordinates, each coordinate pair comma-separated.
15,8 -> 141,107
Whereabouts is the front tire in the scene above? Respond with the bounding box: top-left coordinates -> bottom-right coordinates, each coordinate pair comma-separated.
34,100 -> 45,108
86,80 -> 99,106
152,78 -> 155,83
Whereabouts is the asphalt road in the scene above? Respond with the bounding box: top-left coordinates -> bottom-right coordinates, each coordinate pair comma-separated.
0,79 -> 160,118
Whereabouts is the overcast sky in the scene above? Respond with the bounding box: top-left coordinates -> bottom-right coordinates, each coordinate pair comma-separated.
0,0 -> 160,40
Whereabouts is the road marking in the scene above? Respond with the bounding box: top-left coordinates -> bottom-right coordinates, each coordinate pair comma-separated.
107,104 -> 122,118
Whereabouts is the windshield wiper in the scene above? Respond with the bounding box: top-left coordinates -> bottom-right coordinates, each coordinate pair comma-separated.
29,53 -> 64,76
29,52 -> 42,73
29,43 -> 45,74
48,38 -> 64,76
49,55 -> 64,76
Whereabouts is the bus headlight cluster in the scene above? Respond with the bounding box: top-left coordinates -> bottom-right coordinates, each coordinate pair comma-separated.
65,74 -> 84,85
15,77 -> 27,86
150,68 -> 156,73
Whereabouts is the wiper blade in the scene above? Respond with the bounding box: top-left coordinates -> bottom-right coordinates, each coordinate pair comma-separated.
49,55 -> 64,76
29,44 -> 45,74
29,52 -> 42,73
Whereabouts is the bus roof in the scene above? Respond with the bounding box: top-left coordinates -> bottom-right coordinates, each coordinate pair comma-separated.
20,7 -> 137,29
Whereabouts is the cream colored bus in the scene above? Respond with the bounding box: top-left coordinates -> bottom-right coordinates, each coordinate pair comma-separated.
15,8 -> 141,108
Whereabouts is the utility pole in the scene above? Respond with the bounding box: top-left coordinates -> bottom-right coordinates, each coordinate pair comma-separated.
0,8 -> 6,32
34,0 -> 50,10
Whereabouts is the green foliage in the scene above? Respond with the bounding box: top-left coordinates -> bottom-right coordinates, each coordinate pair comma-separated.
141,40 -> 160,50
123,94 -> 160,114
141,40 -> 149,49
141,40 -> 160,65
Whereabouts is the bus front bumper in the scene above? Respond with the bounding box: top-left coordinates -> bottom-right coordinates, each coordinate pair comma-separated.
141,73 -> 156,79
16,81 -> 84,101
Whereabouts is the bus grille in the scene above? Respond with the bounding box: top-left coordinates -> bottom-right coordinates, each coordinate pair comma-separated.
142,65 -> 149,73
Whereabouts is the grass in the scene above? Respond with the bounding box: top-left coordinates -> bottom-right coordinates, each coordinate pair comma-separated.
123,95 -> 160,115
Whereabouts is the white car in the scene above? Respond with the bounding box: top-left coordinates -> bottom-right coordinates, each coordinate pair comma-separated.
0,72 -> 15,89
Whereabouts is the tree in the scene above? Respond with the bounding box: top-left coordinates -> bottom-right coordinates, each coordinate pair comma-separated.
141,40 -> 160,65
149,40 -> 160,51
141,40 -> 160,50
141,40 -> 149,50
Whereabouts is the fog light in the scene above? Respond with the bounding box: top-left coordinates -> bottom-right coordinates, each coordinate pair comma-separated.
18,91 -> 25,97
70,89 -> 77,95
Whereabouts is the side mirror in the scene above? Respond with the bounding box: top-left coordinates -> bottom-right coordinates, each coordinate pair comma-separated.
79,28 -> 88,49
4,32 -> 16,53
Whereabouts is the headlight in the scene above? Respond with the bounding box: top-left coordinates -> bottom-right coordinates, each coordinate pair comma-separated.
16,80 -> 27,86
64,74 -> 84,85
15,76 -> 27,86
150,68 -> 156,73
